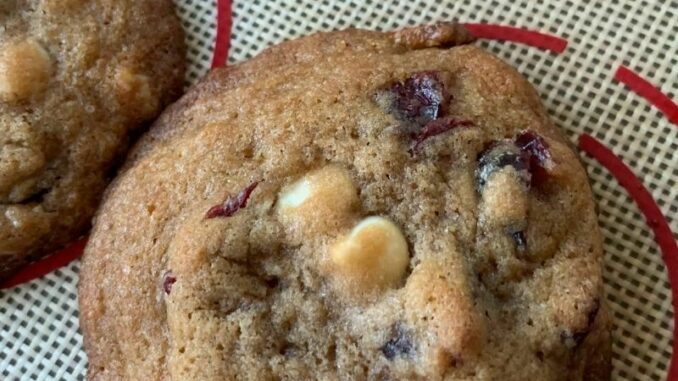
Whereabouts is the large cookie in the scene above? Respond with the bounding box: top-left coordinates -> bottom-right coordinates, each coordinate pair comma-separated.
79,23 -> 610,380
0,0 -> 185,278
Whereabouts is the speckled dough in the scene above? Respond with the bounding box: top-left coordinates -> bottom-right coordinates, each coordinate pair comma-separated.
79,23 -> 610,381
0,0 -> 185,278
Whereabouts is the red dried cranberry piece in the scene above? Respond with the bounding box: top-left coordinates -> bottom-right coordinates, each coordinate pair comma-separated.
475,140 -> 530,192
560,299 -> 600,348
477,131 -> 554,191
510,230 -> 527,252
410,117 -> 474,154
384,71 -> 450,125
475,132 -> 555,253
376,71 -> 479,155
205,181 -> 259,219
163,271 -> 176,295
516,130 -> 551,165
381,325 -> 414,360
515,130 -> 552,186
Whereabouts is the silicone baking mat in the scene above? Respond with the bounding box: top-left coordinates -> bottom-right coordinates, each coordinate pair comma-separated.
1,0 -> 676,380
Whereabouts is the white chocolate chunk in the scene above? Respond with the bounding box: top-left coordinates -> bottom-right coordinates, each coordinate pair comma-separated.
277,165 -> 359,238
330,216 -> 409,291
0,120 -> 46,201
0,39 -> 52,102
115,66 -> 158,119
278,177 -> 312,209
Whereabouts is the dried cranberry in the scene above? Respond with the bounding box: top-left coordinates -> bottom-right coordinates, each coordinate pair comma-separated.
515,130 -> 552,186
475,132 -> 554,253
475,140 -> 530,192
381,325 -> 414,360
163,271 -> 176,295
381,71 -> 450,126
477,131 -> 553,191
410,117 -> 474,154
510,230 -> 527,252
205,181 -> 259,219
560,299 -> 600,348
376,71 -> 479,154
516,130 -> 551,166
476,141 -> 531,252
264,276 -> 280,289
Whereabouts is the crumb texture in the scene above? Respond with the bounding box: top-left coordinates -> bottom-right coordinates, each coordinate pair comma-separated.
0,0 -> 185,277
79,24 -> 609,381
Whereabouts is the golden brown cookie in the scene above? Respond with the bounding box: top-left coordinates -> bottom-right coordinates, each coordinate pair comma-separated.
0,0 -> 185,278
79,23 -> 609,380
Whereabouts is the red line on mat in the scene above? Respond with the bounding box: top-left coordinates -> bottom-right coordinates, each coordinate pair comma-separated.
615,65 -> 678,126
211,0 -> 233,68
463,23 -> 567,53
0,238 -> 87,290
578,133 -> 678,380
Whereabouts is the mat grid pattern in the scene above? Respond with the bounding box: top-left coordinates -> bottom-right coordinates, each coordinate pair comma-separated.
1,1 -> 676,380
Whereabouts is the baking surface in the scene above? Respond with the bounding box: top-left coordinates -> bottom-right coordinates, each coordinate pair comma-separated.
1,1 -> 676,380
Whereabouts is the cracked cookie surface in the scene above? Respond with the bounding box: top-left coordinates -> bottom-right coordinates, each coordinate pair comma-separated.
79,23 -> 609,381
0,0 -> 185,277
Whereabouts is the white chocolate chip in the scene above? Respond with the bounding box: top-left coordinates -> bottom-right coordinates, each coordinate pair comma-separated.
115,66 -> 158,119
4,207 -> 23,228
4,204 -> 49,231
0,39 -> 52,102
277,165 -> 359,238
0,120 -> 46,202
278,177 -> 312,209
330,216 -> 409,291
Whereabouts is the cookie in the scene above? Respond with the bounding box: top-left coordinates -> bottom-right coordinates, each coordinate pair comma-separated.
0,0 -> 185,278
79,23 -> 610,380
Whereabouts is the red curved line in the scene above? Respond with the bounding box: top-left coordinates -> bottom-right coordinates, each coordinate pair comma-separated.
0,238 -> 87,289
211,0 -> 233,68
615,65 -> 678,126
578,134 -> 678,380
463,23 -> 567,53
